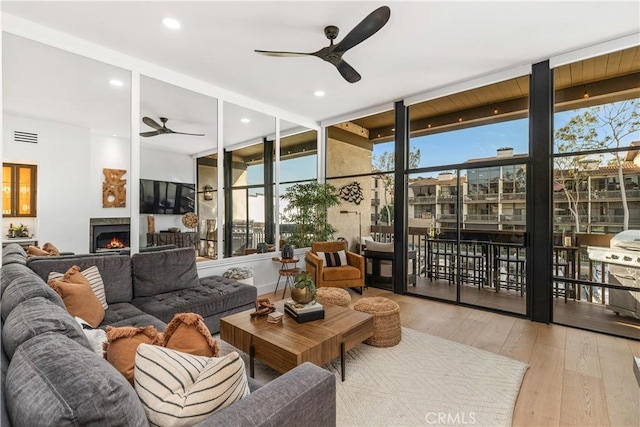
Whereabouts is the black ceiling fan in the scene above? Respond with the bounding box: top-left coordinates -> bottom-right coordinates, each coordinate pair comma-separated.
254,5 -> 390,83
140,117 -> 205,137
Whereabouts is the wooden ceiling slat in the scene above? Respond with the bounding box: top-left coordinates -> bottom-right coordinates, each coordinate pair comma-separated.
515,76 -> 530,96
448,94 -> 467,110
592,54 -> 609,81
605,50 -> 623,77
570,61 -> 584,84
619,48 -> 637,73
554,65 -> 571,88
582,55 -> 596,83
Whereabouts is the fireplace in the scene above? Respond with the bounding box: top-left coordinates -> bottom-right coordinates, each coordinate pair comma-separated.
90,218 -> 130,253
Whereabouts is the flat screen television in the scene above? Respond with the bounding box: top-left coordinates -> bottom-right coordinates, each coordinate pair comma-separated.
139,179 -> 195,214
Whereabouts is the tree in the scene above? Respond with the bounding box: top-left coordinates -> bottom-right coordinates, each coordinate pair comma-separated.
555,99 -> 639,231
280,182 -> 341,248
372,149 -> 421,225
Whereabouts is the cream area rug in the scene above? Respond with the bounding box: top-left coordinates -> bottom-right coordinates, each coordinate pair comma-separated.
218,327 -> 528,427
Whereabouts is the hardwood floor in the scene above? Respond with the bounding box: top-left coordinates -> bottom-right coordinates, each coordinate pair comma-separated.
266,287 -> 640,427
408,277 -> 640,339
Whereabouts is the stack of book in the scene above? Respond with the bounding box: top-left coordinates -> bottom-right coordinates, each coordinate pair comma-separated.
284,300 -> 324,323
267,310 -> 284,324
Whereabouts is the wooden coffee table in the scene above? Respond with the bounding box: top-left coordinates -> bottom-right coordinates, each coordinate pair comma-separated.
220,300 -> 374,381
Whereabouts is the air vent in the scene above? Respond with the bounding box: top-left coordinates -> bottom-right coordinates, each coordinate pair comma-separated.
14,131 -> 38,144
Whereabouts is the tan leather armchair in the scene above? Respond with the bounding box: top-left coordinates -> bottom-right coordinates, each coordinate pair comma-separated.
305,241 -> 365,290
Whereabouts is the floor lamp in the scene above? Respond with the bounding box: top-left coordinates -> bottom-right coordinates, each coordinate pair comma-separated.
340,210 -> 362,253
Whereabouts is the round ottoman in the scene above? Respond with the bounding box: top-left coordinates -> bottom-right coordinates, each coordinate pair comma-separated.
353,297 -> 401,347
316,288 -> 351,307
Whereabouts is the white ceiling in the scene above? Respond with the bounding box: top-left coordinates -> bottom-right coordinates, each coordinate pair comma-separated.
2,1 -> 640,155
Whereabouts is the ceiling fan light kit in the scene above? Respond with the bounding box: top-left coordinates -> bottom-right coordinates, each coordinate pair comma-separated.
254,5 -> 391,83
139,116 -> 205,137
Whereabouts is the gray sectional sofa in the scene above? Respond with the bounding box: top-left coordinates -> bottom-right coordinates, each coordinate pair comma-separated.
0,243 -> 336,427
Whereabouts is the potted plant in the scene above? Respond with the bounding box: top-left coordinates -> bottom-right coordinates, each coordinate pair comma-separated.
291,271 -> 317,305
280,182 -> 341,249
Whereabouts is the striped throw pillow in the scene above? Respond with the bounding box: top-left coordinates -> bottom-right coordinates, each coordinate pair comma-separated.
317,250 -> 348,267
135,344 -> 249,427
48,265 -> 108,310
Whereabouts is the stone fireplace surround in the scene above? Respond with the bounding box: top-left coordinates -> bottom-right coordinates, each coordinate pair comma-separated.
89,217 -> 130,253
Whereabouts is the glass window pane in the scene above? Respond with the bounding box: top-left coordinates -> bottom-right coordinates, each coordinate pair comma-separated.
409,76 -> 530,168
552,45 -> 640,339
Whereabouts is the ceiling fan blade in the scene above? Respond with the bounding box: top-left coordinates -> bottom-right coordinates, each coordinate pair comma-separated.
142,116 -> 163,130
335,59 -> 361,83
140,130 -> 160,137
255,49 -> 312,57
172,131 -> 206,137
333,6 -> 391,54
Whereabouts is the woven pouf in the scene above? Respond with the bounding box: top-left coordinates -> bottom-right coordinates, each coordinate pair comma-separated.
316,287 -> 352,307
353,297 -> 401,347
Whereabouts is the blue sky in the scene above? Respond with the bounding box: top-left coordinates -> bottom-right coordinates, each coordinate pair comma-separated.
247,102 -> 638,184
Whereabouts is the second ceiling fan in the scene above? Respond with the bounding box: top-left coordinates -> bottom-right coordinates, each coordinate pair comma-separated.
140,117 -> 205,138
254,5 -> 391,83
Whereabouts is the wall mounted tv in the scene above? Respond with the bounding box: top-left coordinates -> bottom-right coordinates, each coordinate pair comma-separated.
139,179 -> 195,214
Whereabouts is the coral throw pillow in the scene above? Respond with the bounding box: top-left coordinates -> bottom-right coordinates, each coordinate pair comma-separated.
42,242 -> 60,256
49,265 -> 108,310
47,266 -> 105,328
103,325 -> 162,385
162,312 -> 219,357
26,246 -> 50,257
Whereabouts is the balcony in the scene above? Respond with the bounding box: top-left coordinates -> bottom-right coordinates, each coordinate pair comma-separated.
465,214 -> 499,222
501,192 -> 526,201
554,215 -> 589,223
590,215 -> 640,225
499,214 -> 526,223
591,189 -> 640,200
437,214 -> 458,221
366,226 -> 640,339
465,193 -> 499,201
408,195 -> 436,204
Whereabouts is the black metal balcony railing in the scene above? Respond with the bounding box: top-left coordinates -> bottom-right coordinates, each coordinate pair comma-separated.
367,226 -> 633,309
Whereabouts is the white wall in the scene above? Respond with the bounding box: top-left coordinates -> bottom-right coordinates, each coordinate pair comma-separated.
138,145 -> 195,246
3,114 -> 91,253
197,247 -> 308,296
90,132 -> 131,218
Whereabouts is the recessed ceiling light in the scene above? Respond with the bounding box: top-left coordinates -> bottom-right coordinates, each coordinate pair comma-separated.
314,90 -> 325,97
162,18 -> 181,30
240,118 -> 251,123
109,79 -> 123,87
112,134 -> 118,137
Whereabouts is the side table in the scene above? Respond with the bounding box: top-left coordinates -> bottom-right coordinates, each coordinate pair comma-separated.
272,257 -> 300,298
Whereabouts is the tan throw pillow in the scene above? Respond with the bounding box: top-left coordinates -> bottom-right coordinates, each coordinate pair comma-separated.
49,265 -> 108,310
27,245 -> 50,257
135,344 -> 249,427
162,312 -> 219,357
42,242 -> 60,256
103,325 -> 162,385
47,266 -> 105,328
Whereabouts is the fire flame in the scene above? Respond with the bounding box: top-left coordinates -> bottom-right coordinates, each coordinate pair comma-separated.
104,237 -> 126,249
